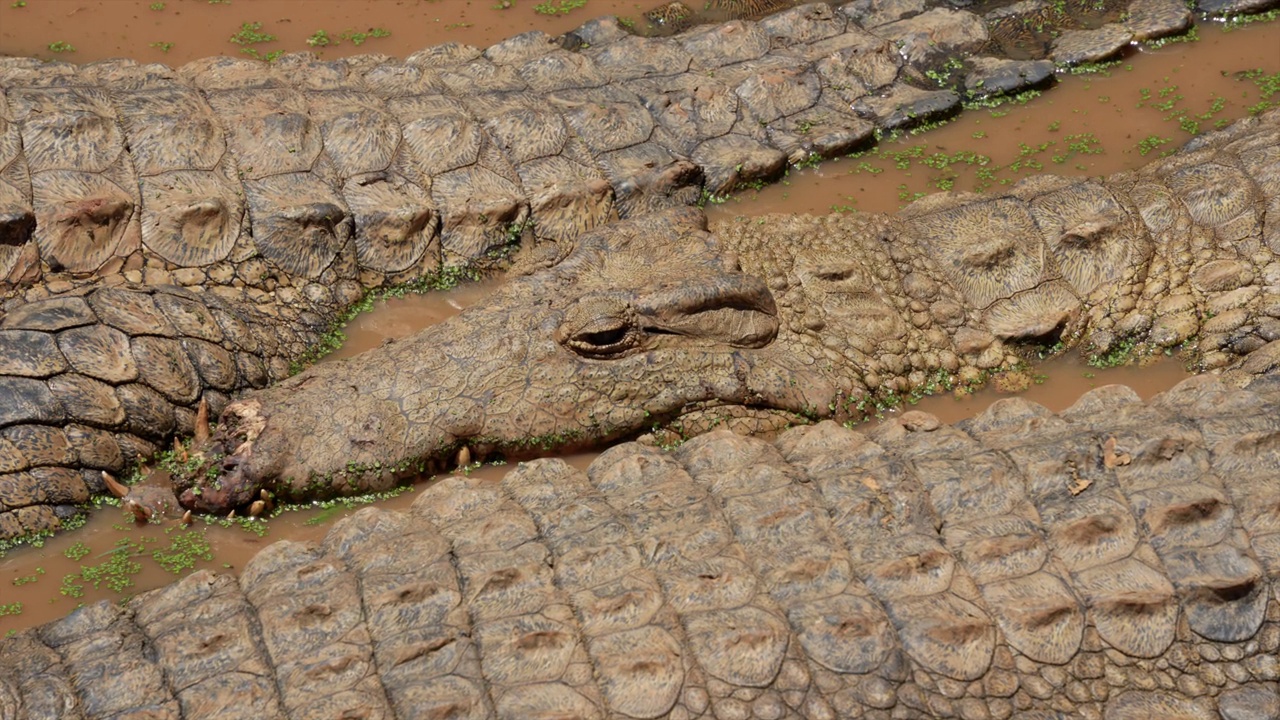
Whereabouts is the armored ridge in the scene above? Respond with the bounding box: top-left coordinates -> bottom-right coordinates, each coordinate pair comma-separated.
170,108 -> 1280,514
0,0 -> 1216,296
5,373 -> 1280,719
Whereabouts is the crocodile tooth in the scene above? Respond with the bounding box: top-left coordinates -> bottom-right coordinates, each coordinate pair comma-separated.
124,499 -> 152,522
194,398 -> 211,446
457,446 -> 471,467
102,471 -> 128,499
248,500 -> 266,517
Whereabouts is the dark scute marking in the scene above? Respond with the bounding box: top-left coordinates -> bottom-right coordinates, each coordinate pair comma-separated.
876,549 -> 951,582
1096,593 -> 1171,616
0,329 -> 67,378
0,210 -> 35,247
1017,599 -> 1077,630
1061,512 -> 1123,545
1,296 -> 96,332
515,630 -> 570,651
1150,498 -> 1223,533
116,382 -> 176,438
1197,577 -> 1259,604
0,376 -> 64,427
87,287 -> 176,337
479,567 -> 525,594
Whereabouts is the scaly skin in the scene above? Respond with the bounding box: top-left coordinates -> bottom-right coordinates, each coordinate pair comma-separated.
0,0 -> 1228,293
0,282 -> 330,538
0,0 -> 1101,539
0,1 -> 1274,537
178,108 -> 1280,513
6,373 -> 1280,718
0,0 -> 1014,293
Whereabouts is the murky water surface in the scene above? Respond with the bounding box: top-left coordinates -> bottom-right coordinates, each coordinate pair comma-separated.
0,4 -> 1277,633
325,278 -> 504,362
0,0 -> 649,65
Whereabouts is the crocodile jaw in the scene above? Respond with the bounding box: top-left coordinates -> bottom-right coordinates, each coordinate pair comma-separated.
177,343 -> 839,514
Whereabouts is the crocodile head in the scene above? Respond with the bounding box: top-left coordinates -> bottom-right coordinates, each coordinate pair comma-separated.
177,208 -> 843,513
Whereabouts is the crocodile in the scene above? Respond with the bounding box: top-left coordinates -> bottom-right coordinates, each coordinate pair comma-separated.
5,372 -> 1280,719
0,0 -> 1064,539
3,103 -> 1280,534
151,105 -> 1280,516
0,2 -> 1275,539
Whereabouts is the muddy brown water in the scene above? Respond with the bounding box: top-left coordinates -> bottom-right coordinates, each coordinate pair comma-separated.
325,279 -> 504,361
0,0 -> 650,66
0,7 -> 1277,634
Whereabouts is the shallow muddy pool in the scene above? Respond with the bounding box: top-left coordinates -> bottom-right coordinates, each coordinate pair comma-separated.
0,1 -> 1276,635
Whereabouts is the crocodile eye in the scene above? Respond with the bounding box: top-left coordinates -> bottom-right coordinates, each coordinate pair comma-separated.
578,325 -> 628,347
564,316 -> 639,357
556,297 -> 644,358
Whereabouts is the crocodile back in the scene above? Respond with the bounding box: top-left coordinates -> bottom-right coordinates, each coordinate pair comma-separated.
6,373 -> 1280,719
